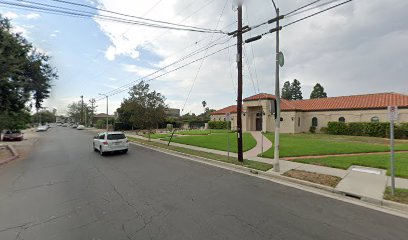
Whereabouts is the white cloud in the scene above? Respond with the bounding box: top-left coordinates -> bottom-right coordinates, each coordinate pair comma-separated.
11,25 -> 29,37
25,13 -> 40,20
50,33 -> 57,38
3,12 -> 18,19
109,77 -> 118,81
93,0 -> 408,114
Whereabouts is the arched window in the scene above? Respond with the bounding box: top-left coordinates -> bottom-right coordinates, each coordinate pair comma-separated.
371,116 -> 379,123
339,117 -> 345,123
312,117 -> 318,127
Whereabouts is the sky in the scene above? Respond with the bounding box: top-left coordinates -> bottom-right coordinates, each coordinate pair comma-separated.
1,0 -> 407,116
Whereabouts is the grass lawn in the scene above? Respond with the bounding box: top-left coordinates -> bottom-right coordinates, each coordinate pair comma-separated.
127,137 -> 272,171
293,153 -> 408,178
262,133 -> 408,158
142,133 -> 171,139
175,129 -> 232,135
384,187 -> 408,204
141,129 -> 232,138
163,132 -> 256,153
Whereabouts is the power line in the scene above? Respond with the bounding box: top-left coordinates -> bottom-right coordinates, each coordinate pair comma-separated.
0,0 -> 224,33
95,44 -> 237,101
283,0 -> 352,27
285,0 -> 321,16
244,3 -> 260,94
180,0 -> 229,114
50,0 -> 222,33
285,0 -> 345,18
95,35 -> 233,100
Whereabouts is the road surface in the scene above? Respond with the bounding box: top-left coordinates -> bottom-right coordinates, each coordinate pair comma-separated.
0,127 -> 407,239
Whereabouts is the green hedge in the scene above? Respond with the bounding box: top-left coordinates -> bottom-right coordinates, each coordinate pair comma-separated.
208,121 -> 230,129
326,122 -> 408,139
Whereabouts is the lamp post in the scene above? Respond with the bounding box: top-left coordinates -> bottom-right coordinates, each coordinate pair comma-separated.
99,94 -> 109,132
268,0 -> 281,172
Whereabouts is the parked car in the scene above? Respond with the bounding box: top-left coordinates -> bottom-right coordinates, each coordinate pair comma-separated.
62,123 -> 68,127
77,125 -> 85,130
36,125 -> 48,132
71,124 -> 78,128
93,132 -> 129,156
2,130 -> 23,141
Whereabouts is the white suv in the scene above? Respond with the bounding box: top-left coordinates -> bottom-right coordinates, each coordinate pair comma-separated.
93,132 -> 129,156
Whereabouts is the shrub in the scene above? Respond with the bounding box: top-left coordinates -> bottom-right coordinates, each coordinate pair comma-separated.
95,119 -> 106,129
309,126 -> 316,133
327,122 -> 348,135
319,127 -> 328,134
326,121 -> 407,139
208,121 -> 229,129
347,122 -> 367,136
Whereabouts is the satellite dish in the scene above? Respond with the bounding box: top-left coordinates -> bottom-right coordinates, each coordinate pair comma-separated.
278,51 -> 284,67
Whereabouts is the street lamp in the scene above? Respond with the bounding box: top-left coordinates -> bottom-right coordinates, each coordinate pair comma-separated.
99,93 -> 109,132
270,0 -> 282,172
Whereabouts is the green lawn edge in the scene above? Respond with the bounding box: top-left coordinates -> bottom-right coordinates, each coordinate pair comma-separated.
384,187 -> 408,205
128,137 -> 272,171
292,153 -> 408,179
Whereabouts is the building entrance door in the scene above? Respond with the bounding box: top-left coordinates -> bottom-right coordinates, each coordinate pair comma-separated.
256,112 -> 262,131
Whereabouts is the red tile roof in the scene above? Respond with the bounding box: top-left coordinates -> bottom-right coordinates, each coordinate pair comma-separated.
211,105 -> 237,115
243,93 -> 276,101
216,92 -> 408,113
290,92 -> 408,111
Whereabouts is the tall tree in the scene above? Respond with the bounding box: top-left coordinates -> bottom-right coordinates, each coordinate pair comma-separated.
117,81 -> 167,137
0,16 -> 57,132
310,83 -> 327,99
291,79 -> 303,100
281,81 -> 292,100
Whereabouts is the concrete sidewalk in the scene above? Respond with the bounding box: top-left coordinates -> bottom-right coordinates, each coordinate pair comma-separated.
244,131 -> 272,159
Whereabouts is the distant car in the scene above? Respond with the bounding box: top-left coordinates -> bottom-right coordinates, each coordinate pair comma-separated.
57,123 -> 62,126
2,130 -> 23,141
93,132 -> 129,156
62,123 -> 68,127
77,125 -> 85,130
72,124 -> 78,128
36,125 -> 48,132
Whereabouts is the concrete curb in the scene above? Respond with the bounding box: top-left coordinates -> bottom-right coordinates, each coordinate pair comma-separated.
128,139 -> 408,216
0,145 -> 19,166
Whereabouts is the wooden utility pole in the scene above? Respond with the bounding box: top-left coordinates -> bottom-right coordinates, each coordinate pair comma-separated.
236,4 -> 243,162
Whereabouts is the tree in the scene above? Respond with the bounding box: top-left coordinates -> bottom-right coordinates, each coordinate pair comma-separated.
0,16 -> 57,132
281,81 -> 292,100
202,100 -> 207,113
291,79 -> 303,100
117,81 -> 167,139
310,83 -> 327,99
31,110 -> 55,124
66,101 -> 92,125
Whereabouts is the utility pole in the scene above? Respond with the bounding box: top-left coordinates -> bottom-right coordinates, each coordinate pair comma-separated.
89,98 -> 95,127
99,94 -> 109,131
236,3 -> 244,162
273,7 -> 281,172
80,95 -> 84,124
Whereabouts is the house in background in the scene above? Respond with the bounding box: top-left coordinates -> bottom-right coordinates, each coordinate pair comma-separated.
210,92 -> 408,133
165,108 -> 181,118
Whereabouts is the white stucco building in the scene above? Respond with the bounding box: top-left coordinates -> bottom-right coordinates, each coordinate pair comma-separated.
210,92 -> 408,133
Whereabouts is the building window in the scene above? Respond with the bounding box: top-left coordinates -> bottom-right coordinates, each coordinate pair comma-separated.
339,117 -> 345,123
298,117 -> 301,127
371,116 -> 379,123
312,117 -> 318,127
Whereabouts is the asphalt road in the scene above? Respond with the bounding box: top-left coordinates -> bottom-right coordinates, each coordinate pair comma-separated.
0,127 -> 407,240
